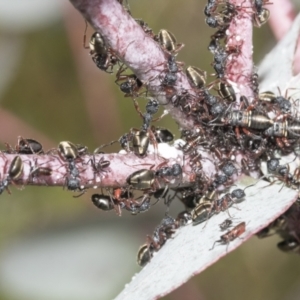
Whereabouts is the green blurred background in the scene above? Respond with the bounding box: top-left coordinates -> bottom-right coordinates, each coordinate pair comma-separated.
0,0 -> 299,299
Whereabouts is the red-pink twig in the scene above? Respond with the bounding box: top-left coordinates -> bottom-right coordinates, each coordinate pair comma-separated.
226,0 -> 254,101
0,152 -> 191,189
69,0 -> 206,129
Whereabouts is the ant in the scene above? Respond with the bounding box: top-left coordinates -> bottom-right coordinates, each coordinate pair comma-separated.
130,99 -> 168,156
137,243 -> 153,267
91,193 -> 115,211
87,155 -> 110,180
92,188 -> 149,216
218,82 -> 236,102
160,55 -> 181,87
192,200 -> 215,225
135,19 -> 155,38
213,185 -> 251,215
57,141 -> 85,195
256,216 -> 286,238
204,0 -> 219,17
0,156 -> 24,195
151,126 -> 174,143
141,99 -> 160,130
176,210 -> 192,226
156,163 -> 183,179
119,125 -> 158,158
5,136 -> 43,154
186,66 -> 207,89
83,23 -> 119,73
277,238 -> 300,253
253,0 -> 271,27
146,214 -> 178,251
137,212 -> 178,266
115,64 -> 144,98
220,161 -> 237,177
28,158 -> 52,184
126,168 -> 157,191
155,29 -> 184,55
109,187 -> 151,216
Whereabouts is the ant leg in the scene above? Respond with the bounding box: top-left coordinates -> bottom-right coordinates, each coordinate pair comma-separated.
107,189 -> 122,216
83,20 -> 89,49
146,235 -> 160,251
152,110 -> 169,123
209,239 -> 220,251
275,137 -> 285,149
242,128 -> 261,140
73,189 -> 86,198
94,140 -> 119,154
202,204 -> 214,229
132,99 -> 145,119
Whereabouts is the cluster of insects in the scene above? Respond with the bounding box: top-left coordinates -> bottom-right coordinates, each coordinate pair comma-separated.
1,137 -> 46,195
2,0 -> 299,268
81,0 -> 300,266
1,137 -> 111,197
79,0 -> 300,266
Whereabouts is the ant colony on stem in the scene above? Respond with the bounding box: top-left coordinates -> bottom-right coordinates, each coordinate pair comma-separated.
2,0 -> 300,270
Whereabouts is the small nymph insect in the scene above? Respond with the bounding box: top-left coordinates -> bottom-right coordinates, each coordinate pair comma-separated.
210,222 -> 246,250
219,218 -> 233,231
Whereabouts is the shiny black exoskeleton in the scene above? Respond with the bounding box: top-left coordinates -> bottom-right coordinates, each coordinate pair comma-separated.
87,32 -> 118,72
91,194 -> 114,211
58,141 -> 83,192
142,99 -> 160,130
18,138 -> 43,154
156,163 -> 182,178
151,126 -> 174,143
0,156 -> 24,195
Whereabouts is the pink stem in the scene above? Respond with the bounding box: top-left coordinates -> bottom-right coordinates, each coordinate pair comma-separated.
0,0 -> 256,193
0,152 -> 192,189
68,0 -> 199,130
226,0 -> 254,101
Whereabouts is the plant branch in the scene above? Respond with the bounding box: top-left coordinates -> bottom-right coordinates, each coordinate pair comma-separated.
1,147 -> 195,190
69,0 -> 207,130
226,0 -> 254,101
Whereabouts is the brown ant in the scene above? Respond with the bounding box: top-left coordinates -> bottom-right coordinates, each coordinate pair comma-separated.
210,221 -> 246,250
219,218 -> 233,231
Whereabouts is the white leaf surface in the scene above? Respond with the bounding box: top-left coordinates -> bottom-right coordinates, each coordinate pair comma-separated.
115,177 -> 298,300
258,13 -> 300,92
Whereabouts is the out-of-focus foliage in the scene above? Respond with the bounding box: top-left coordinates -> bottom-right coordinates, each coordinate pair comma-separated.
0,1 -> 299,300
